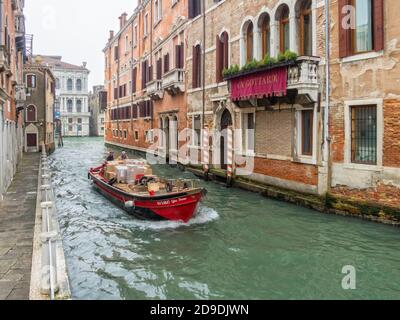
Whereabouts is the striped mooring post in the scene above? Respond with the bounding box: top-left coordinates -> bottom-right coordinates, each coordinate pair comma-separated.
203,126 -> 209,181
227,125 -> 234,187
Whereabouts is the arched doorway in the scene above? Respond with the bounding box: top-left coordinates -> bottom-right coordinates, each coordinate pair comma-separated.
220,109 -> 233,170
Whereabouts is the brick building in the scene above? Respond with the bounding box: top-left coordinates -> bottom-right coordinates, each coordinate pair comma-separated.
0,0 -> 26,200
104,0 -> 400,211
104,0 -> 188,160
23,56 -> 56,153
328,0 -> 400,206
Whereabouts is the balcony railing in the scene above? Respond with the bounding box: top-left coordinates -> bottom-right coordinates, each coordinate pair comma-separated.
287,56 -> 320,91
162,68 -> 185,95
146,79 -> 164,100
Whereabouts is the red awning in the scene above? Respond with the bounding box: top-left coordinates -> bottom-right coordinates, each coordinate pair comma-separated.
230,66 -> 287,101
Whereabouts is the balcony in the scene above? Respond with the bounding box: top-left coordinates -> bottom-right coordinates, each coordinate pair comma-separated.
146,79 -> 164,100
162,68 -> 185,95
224,56 -> 320,107
15,84 -> 26,103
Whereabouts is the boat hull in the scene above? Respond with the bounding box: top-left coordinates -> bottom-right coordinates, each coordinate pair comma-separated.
89,170 -> 205,223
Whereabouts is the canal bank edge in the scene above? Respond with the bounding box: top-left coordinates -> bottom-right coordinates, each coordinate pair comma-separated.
105,142 -> 400,227
29,153 -> 71,300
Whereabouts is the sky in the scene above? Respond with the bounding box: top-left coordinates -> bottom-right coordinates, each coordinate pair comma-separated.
25,0 -> 137,90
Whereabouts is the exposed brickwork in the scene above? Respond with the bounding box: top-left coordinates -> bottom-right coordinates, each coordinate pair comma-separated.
254,157 -> 318,186
383,99 -> 400,168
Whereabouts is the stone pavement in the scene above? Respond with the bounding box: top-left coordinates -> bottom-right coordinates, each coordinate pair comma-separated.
0,153 -> 40,300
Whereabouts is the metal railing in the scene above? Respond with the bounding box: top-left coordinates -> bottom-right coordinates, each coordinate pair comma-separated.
39,145 -> 59,300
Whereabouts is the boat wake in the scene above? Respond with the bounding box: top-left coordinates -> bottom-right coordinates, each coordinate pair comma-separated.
116,206 -> 220,231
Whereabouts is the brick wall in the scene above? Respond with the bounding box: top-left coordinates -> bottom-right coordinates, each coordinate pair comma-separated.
383,99 -> 400,168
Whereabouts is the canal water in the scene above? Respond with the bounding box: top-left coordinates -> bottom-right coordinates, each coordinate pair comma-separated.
49,137 -> 400,300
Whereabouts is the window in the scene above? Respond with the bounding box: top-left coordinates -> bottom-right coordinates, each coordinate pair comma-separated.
189,0 -> 202,19
339,0 -> 384,58
301,110 -> 314,156
193,115 -> 201,146
134,130 -> 139,140
76,100 -> 82,113
164,53 -> 170,73
260,15 -> 271,58
78,125 -> 82,132
154,0 -> 162,23
77,118 -> 82,124
56,78 -> 60,89
246,22 -> 254,62
216,32 -> 229,83
67,79 -> 73,91
26,105 -> 36,122
192,44 -> 202,88
68,118 -> 73,124
26,74 -> 37,88
67,99 -> 73,113
175,43 -> 184,69
134,25 -> 138,47
278,5 -> 290,53
69,126 -> 73,131
114,46 -> 119,61
76,79 -> 82,91
125,35 -> 129,52
132,67 -> 137,93
353,0 -> 373,53
242,113 -> 255,153
144,13 -> 149,36
299,0 -> 312,56
124,130 -> 127,139
351,105 -> 377,165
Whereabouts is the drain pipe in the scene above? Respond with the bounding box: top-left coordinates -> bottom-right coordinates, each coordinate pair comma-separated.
324,0 -> 332,192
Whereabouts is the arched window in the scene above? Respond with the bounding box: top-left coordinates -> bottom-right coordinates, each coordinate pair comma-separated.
298,0 -> 312,55
259,14 -> 271,58
26,105 -> 36,122
67,99 -> 73,113
245,22 -> 254,62
216,31 -> 229,83
277,4 -> 290,53
67,79 -> 73,91
76,100 -> 82,113
76,79 -> 82,91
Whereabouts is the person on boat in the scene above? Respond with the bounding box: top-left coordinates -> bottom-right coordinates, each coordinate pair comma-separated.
118,151 -> 128,161
106,151 -> 115,162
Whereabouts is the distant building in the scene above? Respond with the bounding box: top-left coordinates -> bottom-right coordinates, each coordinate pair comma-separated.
89,85 -> 107,137
36,55 -> 90,137
0,0 -> 26,200
23,56 -> 56,153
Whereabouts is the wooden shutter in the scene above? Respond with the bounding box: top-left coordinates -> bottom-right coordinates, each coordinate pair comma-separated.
192,46 -> 197,88
148,64 -> 153,82
157,58 -> 162,79
188,0 -> 194,19
164,53 -> 170,73
132,67 -> 137,93
175,45 -> 181,69
223,34 -> 229,70
338,0 -> 351,58
373,0 -> 384,51
216,35 -> 222,83
180,44 -> 184,69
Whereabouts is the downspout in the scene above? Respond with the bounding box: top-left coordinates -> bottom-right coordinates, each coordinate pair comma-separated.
324,0 -> 332,192
201,0 -> 205,130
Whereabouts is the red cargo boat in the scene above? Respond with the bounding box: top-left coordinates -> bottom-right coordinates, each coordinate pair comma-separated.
88,164 -> 207,223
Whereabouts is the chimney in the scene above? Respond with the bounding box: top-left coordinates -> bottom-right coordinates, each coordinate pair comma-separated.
109,30 -> 114,41
82,62 -> 87,68
119,12 -> 128,29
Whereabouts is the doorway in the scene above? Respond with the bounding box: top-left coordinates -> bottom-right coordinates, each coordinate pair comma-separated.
220,109 -> 233,170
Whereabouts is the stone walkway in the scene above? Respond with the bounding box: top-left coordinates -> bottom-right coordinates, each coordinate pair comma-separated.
0,153 -> 40,300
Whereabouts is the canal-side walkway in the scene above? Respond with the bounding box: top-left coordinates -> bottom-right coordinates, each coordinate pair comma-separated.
0,153 -> 40,300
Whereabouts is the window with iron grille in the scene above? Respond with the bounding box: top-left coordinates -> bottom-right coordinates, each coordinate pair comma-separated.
302,110 -> 313,156
351,105 -> 377,165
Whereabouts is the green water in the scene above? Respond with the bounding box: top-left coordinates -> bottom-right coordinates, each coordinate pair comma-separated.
49,137 -> 400,300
